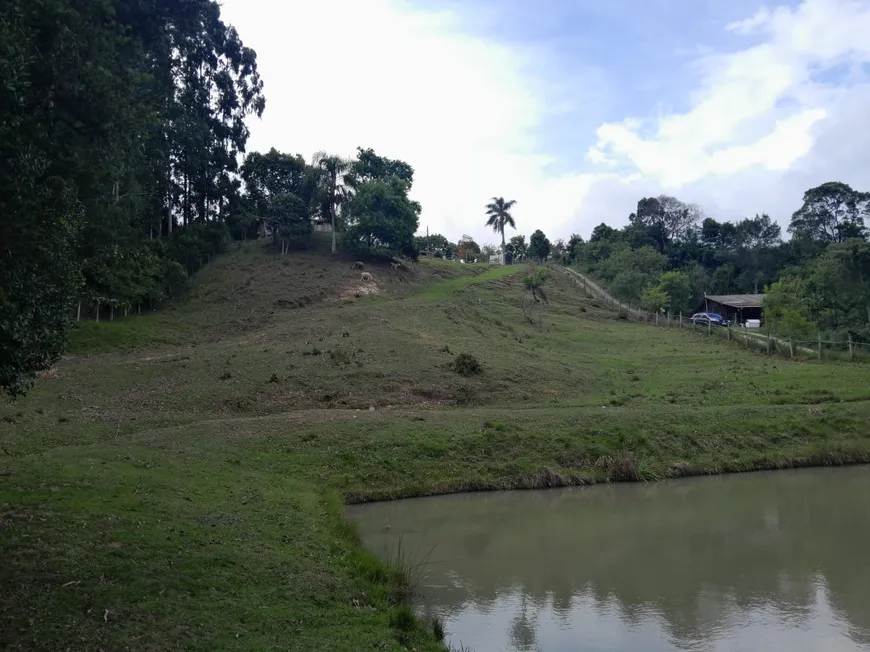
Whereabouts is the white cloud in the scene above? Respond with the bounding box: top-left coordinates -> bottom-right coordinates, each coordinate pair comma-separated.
726,7 -> 773,34
589,0 -> 870,190
218,0 -> 602,245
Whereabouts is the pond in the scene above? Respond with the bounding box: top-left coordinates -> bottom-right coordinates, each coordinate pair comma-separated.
347,467 -> 870,652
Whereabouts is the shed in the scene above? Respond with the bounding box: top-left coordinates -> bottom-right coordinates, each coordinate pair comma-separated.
701,294 -> 766,324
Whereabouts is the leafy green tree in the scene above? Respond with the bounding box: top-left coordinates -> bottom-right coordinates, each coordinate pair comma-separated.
789,182 -> 869,244
655,271 -> 693,314
529,230 -> 551,262
480,244 -> 500,259
630,195 -> 702,251
349,147 -> 414,187
241,149 -> 316,248
595,246 -> 668,304
590,223 -> 619,243
764,277 -> 816,339
641,285 -> 669,313
342,178 -> 420,259
565,234 -> 584,264
485,197 -> 517,254
522,264 -> 551,329
415,234 -> 451,257
506,235 -> 527,262
1,183 -> 83,396
269,193 -> 311,254
806,239 -> 870,329
457,234 -> 481,261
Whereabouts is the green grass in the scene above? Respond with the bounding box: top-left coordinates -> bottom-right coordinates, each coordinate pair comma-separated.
4,240 -> 870,650
67,315 -> 192,353
413,263 -> 522,299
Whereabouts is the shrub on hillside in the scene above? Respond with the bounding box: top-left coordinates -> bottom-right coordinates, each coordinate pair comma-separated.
452,353 -> 482,376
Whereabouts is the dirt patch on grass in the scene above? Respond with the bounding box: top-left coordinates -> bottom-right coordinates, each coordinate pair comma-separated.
330,282 -> 380,302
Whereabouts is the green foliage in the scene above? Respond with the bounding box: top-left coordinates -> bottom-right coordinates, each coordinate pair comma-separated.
349,147 -> 414,187
454,234 -> 481,262
571,185 -> 870,337
506,234 -> 528,262
452,353 -> 483,376
595,246 -> 668,304
0,0 -> 265,395
789,182 -> 869,244
269,193 -> 312,253
416,233 -> 452,257
343,177 -> 420,259
432,616 -> 446,641
529,230 -> 551,261
641,285 -> 669,312
485,197 -> 517,250
764,277 -> 816,339
389,604 -> 417,631
1,182 -> 83,396
655,271 -> 693,313
806,239 -> 870,331
629,195 -> 703,251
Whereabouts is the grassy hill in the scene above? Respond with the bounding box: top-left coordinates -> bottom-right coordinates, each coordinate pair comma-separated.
3,238 -> 870,651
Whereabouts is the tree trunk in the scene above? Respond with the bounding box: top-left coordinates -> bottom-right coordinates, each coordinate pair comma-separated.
331,207 -> 337,254
77,302 -> 81,322
167,166 -> 173,235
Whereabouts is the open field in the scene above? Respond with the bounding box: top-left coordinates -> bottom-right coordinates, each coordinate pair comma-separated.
3,238 -> 870,650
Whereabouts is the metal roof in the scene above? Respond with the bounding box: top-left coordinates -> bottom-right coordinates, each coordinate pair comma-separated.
705,294 -> 766,308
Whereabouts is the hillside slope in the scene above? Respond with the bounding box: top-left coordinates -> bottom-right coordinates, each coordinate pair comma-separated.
3,240 -> 870,651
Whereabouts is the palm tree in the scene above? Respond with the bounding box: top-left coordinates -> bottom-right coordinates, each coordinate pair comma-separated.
312,152 -> 352,253
485,197 -> 517,261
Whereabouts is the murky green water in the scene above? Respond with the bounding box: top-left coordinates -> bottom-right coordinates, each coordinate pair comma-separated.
347,467 -> 870,652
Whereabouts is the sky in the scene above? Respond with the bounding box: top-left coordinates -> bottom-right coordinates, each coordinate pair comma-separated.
220,0 -> 870,245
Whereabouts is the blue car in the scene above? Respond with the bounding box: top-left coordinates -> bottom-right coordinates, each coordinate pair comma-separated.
690,312 -> 730,327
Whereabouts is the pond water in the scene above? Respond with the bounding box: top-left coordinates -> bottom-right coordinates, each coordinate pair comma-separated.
347,467 -> 870,652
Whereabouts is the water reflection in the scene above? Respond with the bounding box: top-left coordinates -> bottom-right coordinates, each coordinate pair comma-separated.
348,467 -> 870,652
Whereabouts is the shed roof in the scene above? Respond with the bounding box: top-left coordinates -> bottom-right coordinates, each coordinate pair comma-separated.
705,294 -> 766,308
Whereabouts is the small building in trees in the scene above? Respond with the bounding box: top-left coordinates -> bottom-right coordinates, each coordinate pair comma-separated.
699,294 -> 766,324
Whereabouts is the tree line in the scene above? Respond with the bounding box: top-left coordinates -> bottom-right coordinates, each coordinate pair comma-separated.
560,182 -> 869,340
0,0 -> 419,397
421,182 -> 869,340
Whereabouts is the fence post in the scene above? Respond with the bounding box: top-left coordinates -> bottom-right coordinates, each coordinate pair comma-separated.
818,332 -> 822,361
849,336 -> 854,361
745,332 -> 749,349
789,339 -> 794,358
655,311 -> 659,326
679,313 -> 683,328
767,333 -> 772,356
727,326 -> 731,341
708,319 -> 711,336
668,312 -> 671,328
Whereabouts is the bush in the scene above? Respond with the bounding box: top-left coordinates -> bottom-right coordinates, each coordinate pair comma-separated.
452,353 -> 482,376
